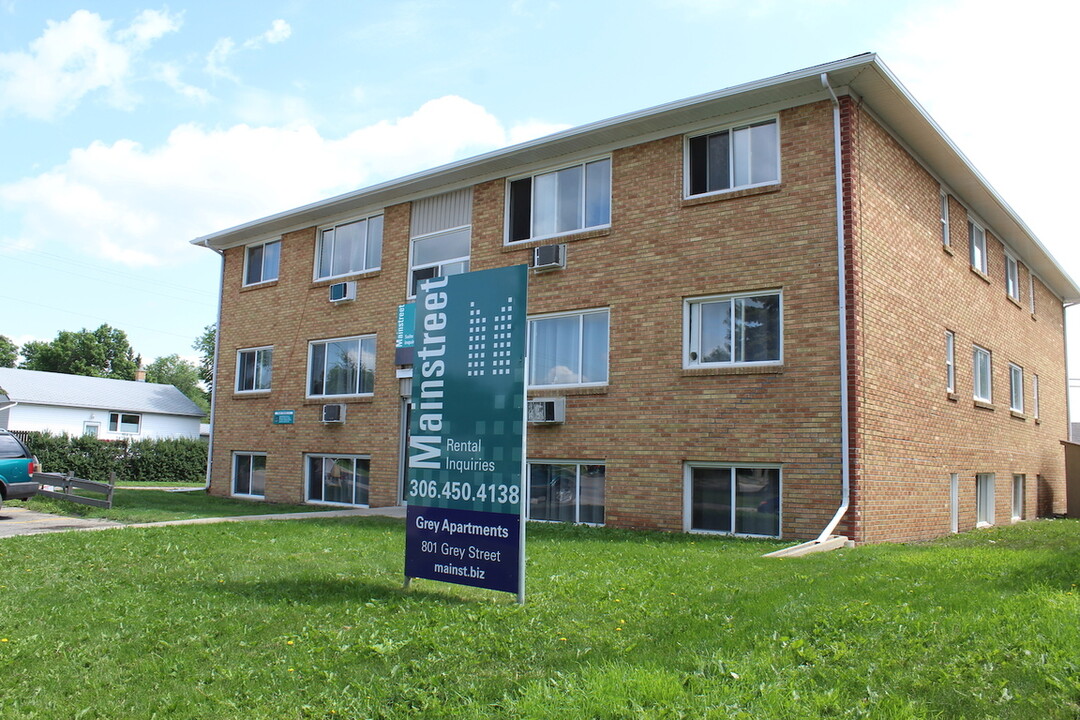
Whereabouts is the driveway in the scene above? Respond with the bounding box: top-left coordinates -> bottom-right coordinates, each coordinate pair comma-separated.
0,504 -> 122,537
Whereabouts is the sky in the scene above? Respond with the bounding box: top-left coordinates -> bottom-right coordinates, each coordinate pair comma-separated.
1,0 -> 1078,411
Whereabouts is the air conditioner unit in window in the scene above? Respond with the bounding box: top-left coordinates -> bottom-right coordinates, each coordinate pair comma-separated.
530,243 -> 566,272
328,281 -> 356,303
321,403 -> 346,423
527,397 -> 565,424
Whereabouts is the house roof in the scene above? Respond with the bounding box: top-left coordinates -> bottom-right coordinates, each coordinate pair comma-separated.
0,368 -> 204,417
192,53 -> 1080,304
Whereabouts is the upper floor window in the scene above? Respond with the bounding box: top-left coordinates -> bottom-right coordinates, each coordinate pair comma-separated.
940,192 -> 950,247
945,330 -> 956,393
687,119 -> 779,197
528,309 -> 609,388
1033,374 -> 1040,419
410,188 -> 473,295
1005,253 -> 1020,301
308,335 -> 376,397
236,346 -> 272,393
968,220 -> 987,274
973,345 -> 992,403
315,215 -> 383,280
685,291 -> 782,368
244,239 -> 280,286
1009,363 -> 1024,413
508,158 -> 611,243
109,412 -> 141,434
1029,274 -> 1037,314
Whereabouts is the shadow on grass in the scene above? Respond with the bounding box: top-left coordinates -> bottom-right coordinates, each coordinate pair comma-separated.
213,576 -> 473,606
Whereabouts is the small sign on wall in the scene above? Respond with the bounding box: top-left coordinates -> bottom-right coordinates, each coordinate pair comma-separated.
272,410 -> 295,425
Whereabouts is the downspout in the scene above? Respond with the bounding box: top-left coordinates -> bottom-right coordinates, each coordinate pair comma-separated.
814,72 -> 852,544
202,243 -> 225,492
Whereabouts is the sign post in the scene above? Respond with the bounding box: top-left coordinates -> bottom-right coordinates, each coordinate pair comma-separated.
404,265 -> 528,601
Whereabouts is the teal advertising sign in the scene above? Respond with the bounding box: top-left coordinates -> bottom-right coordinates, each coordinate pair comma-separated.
395,302 -> 415,365
272,410 -> 294,425
405,265 -> 528,598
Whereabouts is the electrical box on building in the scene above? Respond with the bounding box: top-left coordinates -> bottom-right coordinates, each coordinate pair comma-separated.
328,281 -> 356,303
527,397 -> 566,424
321,403 -> 346,423
530,244 -> 566,272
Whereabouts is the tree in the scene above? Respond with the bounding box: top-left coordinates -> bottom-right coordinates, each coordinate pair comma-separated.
145,354 -> 210,417
194,324 -> 216,394
0,335 -> 16,368
20,324 -> 139,380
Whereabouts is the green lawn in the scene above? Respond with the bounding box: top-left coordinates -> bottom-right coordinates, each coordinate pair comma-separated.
0,516 -> 1077,719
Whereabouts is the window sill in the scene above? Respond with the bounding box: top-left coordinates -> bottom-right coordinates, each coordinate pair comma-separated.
527,385 -> 608,397
946,392 -> 959,402
304,395 -> 375,405
973,400 -> 994,411
312,269 -> 380,287
970,266 -> 991,284
503,227 -> 610,250
682,182 -> 782,208
682,364 -> 783,377
942,244 -> 954,257
1007,295 -> 1022,309
233,391 -> 272,399
1010,410 -> 1027,420
240,280 -> 279,293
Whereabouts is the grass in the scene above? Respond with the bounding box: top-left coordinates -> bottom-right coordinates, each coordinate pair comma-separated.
23,487 -> 339,524
0,516 -> 1077,719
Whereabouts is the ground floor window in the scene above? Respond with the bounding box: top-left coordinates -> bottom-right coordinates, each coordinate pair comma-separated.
233,452 -> 266,498
685,463 -> 781,537
109,412 -> 141,434
1012,474 -> 1025,521
527,462 -> 605,524
306,454 -> 369,506
976,473 -> 995,527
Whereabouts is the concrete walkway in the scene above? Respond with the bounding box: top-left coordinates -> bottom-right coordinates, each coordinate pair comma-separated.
0,504 -> 406,538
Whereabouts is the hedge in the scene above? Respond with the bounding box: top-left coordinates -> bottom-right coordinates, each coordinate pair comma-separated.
22,432 -> 209,484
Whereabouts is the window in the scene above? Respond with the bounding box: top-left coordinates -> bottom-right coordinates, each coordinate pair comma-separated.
687,119 -> 779,197
1033,374 -> 1040,420
83,422 -> 100,438
244,239 -> 280,286
108,412 -> 140,434
308,335 -> 376,397
1012,474 -> 1025,521
306,454 -> 369,506
1005,253 -> 1019,300
976,473 -> 995,527
528,309 -> 609,387
685,291 -> 782,367
410,227 -> 470,296
1009,363 -> 1024,413
686,464 -> 781,537
236,347 -> 273,392
315,215 -> 383,280
973,345 -> 992,403
940,192 -> 950,247
508,158 -> 610,242
968,220 -> 987,274
528,462 -> 605,524
1029,273 -> 1036,314
949,473 -> 959,534
233,453 -> 266,498
945,331 -> 956,393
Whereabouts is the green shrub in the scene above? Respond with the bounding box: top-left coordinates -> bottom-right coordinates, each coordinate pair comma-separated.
22,431 -> 207,484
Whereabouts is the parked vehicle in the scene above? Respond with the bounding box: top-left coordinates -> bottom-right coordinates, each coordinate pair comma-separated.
0,430 -> 40,510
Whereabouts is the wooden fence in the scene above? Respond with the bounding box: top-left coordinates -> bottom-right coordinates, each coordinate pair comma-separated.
33,472 -> 116,509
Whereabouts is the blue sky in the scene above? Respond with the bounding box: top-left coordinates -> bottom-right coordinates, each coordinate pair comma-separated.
1,1 -> 1078,407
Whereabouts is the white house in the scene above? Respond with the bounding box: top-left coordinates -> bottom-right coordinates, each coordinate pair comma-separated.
0,368 -> 204,440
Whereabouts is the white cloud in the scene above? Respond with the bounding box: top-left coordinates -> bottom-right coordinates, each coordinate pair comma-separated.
257,19 -> 292,45
0,9 -> 181,120
207,19 -> 293,81
157,63 -> 212,103
0,96 -> 539,267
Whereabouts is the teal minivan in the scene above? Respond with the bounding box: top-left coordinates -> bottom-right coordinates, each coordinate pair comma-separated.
0,430 -> 39,510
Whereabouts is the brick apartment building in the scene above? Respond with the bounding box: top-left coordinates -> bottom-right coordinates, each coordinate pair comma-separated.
194,54 -> 1078,544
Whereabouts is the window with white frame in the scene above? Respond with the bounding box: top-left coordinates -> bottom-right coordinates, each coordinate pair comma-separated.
940,192 -> 950,247
507,158 -> 611,243
1033,374 -> 1040,419
527,462 -> 605,524
244,239 -> 281,286
976,473 -> 995,526
1009,363 -> 1024,413
306,454 -> 369,506
236,346 -> 272,392
686,463 -> 781,537
1005,253 -> 1019,300
1011,474 -> 1025,521
528,309 -> 609,387
945,330 -> 956,393
687,119 -> 779,197
973,345 -> 992,402
308,335 -> 376,397
232,452 -> 266,498
410,227 -> 470,296
315,215 -> 383,280
968,220 -> 987,274
685,291 -> 782,367
1029,273 -> 1036,314
108,412 -> 140,434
